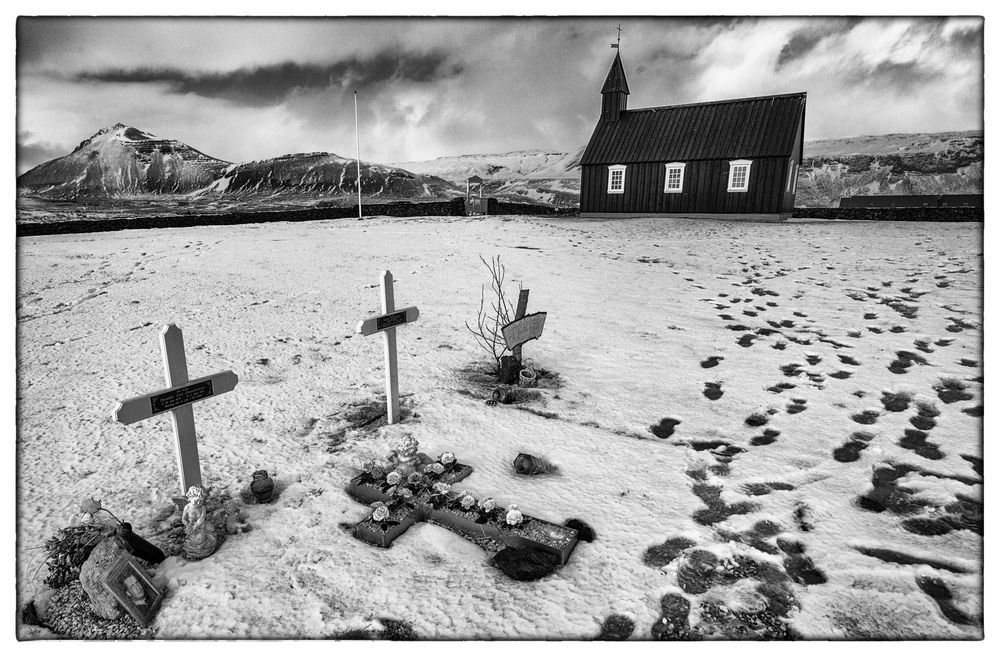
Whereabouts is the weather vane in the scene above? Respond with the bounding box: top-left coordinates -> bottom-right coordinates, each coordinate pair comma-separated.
611,24 -> 622,49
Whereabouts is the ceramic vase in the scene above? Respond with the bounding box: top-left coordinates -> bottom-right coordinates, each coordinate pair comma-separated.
250,470 -> 274,503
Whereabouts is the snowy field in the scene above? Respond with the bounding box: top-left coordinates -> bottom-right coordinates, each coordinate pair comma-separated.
15,215 -> 984,639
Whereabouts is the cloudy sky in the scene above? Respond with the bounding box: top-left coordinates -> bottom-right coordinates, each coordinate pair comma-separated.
16,16 -> 983,174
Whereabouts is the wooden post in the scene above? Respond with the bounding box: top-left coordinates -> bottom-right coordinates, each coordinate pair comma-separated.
512,289 -> 530,361
354,90 -> 362,220
381,271 -> 401,424
160,325 -> 202,492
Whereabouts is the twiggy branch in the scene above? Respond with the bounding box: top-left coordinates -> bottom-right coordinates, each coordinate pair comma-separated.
466,255 -> 517,371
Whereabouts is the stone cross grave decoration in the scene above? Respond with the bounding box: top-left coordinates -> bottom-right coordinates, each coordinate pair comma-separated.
345,435 -> 579,567
355,270 -> 420,424
501,289 -> 546,359
113,324 -> 238,493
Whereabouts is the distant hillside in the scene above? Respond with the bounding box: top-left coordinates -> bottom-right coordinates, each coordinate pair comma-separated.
796,131 -> 983,207
390,148 -> 582,181
389,148 -> 583,208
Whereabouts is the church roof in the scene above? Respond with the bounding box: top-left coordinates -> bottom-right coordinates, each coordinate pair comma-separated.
581,92 -> 807,166
601,51 -> 630,95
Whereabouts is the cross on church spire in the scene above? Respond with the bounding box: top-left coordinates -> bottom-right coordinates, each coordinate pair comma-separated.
612,24 -> 622,49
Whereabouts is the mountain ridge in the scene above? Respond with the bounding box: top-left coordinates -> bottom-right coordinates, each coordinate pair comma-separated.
17,125 -> 982,209
17,124 -> 460,202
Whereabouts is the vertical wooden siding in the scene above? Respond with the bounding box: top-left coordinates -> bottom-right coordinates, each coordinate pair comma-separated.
581,158 -> 790,214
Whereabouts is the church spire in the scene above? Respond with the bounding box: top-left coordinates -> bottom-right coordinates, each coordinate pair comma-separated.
601,51 -> 629,123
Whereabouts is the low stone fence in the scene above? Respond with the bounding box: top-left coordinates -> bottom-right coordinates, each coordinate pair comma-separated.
792,207 -> 983,222
16,197 -> 585,237
486,198 -> 579,216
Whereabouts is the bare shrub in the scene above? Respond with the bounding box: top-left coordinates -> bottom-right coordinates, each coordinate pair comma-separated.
465,255 -> 519,371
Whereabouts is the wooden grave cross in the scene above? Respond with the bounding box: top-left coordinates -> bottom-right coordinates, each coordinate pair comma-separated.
113,324 -> 238,493
355,270 -> 420,424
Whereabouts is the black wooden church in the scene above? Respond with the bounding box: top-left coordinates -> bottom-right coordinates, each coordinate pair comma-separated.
580,52 -> 807,221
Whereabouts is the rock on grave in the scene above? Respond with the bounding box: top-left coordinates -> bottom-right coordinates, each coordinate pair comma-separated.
564,518 -> 596,542
490,546 -> 560,581
79,536 -> 130,620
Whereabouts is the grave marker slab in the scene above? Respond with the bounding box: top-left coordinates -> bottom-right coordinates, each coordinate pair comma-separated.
502,311 -> 547,350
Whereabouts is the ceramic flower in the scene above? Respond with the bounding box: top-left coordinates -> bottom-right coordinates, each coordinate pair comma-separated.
372,505 -> 390,522
392,434 -> 419,457
398,487 -> 414,500
407,472 -> 424,485
505,508 -> 524,526
433,482 -> 451,494
480,498 -> 497,512
439,452 -> 456,465
460,494 -> 477,509
80,497 -> 103,515
386,471 -> 402,485
429,463 -> 445,475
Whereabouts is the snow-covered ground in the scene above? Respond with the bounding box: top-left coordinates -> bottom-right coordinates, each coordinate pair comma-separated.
16,215 -> 983,639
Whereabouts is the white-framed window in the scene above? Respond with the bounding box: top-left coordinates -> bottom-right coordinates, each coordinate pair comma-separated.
607,164 -> 626,194
664,162 -> 686,193
727,159 -> 752,192
787,161 -> 799,194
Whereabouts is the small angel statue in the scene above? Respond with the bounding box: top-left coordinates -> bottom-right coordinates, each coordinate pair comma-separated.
182,485 -> 218,560
388,433 -> 421,475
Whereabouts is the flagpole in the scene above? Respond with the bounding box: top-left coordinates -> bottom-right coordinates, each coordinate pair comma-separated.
354,90 -> 362,219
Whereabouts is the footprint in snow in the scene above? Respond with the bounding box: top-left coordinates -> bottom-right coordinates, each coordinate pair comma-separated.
649,417 -> 681,439
702,383 -> 724,400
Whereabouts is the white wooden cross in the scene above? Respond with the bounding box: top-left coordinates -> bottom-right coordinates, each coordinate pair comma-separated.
355,270 -> 419,424
113,324 -> 238,493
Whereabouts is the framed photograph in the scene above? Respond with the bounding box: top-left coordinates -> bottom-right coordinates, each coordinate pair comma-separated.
101,556 -> 165,627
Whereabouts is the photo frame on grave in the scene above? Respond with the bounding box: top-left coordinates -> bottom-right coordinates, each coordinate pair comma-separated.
101,555 -> 165,627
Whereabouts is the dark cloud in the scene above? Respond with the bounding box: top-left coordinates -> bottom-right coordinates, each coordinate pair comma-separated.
17,131 -> 67,173
776,18 -> 862,69
949,24 -> 983,52
850,59 -> 943,94
72,49 -> 463,107
672,17 -> 755,31
645,45 -> 698,66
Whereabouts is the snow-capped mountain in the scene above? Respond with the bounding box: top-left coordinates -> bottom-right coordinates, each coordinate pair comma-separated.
17,124 -> 460,202
200,152 -> 459,199
16,123 -> 231,198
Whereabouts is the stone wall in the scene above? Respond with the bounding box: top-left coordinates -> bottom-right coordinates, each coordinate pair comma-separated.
792,207 -> 983,222
17,197 -> 585,236
489,199 -> 579,216
17,198 -> 468,237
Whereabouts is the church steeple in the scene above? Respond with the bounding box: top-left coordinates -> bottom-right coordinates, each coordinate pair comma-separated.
601,51 -> 629,123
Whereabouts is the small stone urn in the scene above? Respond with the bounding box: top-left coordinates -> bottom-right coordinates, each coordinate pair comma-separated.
250,470 -> 274,503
